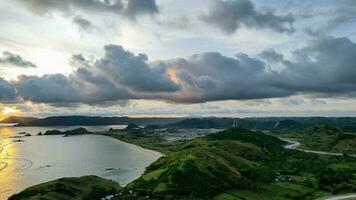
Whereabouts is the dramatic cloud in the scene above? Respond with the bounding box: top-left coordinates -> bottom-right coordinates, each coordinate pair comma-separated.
14,72 -> 133,104
12,45 -> 179,104
124,0 -> 158,20
73,16 -> 92,31
161,52 -> 292,103
0,51 -> 37,68
16,0 -> 123,15
304,0 -> 356,32
0,78 -> 16,102
17,0 -> 159,19
2,36 -> 356,106
202,0 -> 295,34
70,54 -> 91,68
96,45 -> 180,93
278,36 -> 356,94
257,49 -> 284,63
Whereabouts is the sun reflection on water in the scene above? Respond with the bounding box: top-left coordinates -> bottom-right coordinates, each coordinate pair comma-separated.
0,127 -> 15,137
0,128 -> 21,200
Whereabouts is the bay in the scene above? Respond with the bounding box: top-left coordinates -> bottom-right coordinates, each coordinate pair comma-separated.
0,125 -> 161,199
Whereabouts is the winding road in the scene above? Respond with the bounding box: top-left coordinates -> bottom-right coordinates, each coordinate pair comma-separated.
279,138 -> 356,157
318,194 -> 356,200
280,138 -> 356,200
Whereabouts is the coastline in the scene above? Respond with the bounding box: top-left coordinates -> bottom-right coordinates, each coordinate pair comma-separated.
1,132 -> 162,199
104,134 -> 164,158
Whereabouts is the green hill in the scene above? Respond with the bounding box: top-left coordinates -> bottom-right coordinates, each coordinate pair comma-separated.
277,125 -> 356,154
116,128 -> 356,199
9,127 -> 356,200
9,176 -> 121,200
115,128 -> 286,199
43,127 -> 92,136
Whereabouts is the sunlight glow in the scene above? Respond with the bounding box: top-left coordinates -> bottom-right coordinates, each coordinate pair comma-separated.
2,107 -> 18,114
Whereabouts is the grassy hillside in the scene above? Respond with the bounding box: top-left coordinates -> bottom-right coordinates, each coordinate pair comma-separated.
115,128 -> 356,199
9,176 -> 121,200
277,125 -> 356,154
125,138 -> 269,198
10,127 -> 356,200
106,133 -> 186,154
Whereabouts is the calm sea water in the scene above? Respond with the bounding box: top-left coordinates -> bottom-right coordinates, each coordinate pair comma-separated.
0,125 -> 161,199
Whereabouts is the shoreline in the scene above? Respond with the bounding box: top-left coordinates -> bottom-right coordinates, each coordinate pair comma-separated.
1,133 -> 161,199
103,133 -> 164,158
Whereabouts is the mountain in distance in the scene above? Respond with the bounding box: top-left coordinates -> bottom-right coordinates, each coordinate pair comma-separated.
235,117 -> 356,131
168,118 -> 233,129
167,117 -> 356,131
11,115 -> 356,132
15,116 -> 184,127
0,116 -> 38,124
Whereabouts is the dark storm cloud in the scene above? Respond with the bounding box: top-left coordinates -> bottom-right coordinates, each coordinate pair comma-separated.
2,36 -> 356,105
160,52 -> 293,103
70,54 -> 90,68
304,0 -> 356,32
12,45 -> 179,104
16,0 -> 123,15
278,36 -> 356,94
124,0 -> 158,20
201,0 -> 295,34
96,45 -> 180,92
17,0 -> 159,18
158,36 -> 356,103
73,16 -> 92,31
322,4 -> 356,31
156,17 -> 191,29
257,49 -> 284,63
0,51 -> 37,68
14,72 -> 133,104
0,78 -> 16,101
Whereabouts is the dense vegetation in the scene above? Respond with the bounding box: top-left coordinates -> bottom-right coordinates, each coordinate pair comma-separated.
10,127 -> 356,200
43,127 -> 92,136
106,133 -> 186,154
168,117 -> 356,131
9,176 -> 121,200
275,125 -> 356,154
114,128 -> 356,199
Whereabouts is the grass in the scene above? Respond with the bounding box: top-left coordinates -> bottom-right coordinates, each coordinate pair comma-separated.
11,127 -> 356,200
276,125 -> 356,154
214,183 -> 328,200
142,168 -> 167,181
104,133 -> 186,154
9,176 -> 121,200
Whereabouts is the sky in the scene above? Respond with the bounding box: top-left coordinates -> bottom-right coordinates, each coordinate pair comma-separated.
0,0 -> 356,118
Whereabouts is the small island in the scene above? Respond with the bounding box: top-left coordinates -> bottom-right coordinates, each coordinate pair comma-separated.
42,127 -> 92,136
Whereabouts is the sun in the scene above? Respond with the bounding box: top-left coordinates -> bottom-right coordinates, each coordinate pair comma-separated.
2,107 -> 19,114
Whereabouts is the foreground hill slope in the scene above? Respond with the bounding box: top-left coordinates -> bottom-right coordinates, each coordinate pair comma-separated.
9,176 -> 121,200
116,128 -> 289,199
10,128 -> 356,200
